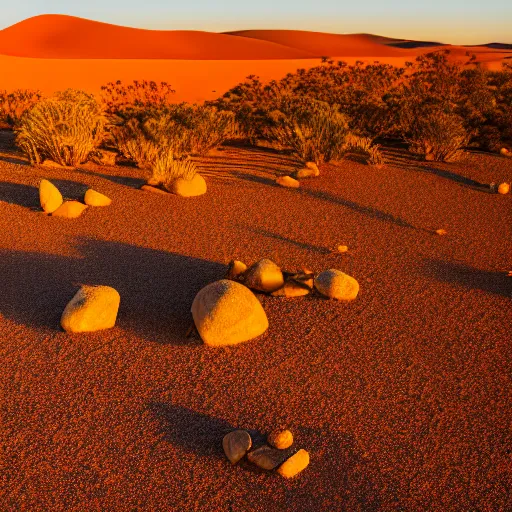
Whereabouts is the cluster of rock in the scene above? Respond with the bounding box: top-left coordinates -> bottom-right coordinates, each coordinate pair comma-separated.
275,162 -> 319,189
141,174 -> 207,198
39,179 -> 111,218
223,428 -> 309,478
191,258 -> 359,346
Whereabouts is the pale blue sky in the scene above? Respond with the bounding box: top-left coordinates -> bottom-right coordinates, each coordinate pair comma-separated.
1,0 -> 509,44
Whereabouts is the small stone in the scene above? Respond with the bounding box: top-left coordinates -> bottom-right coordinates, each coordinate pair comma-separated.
271,280 -> 311,298
277,449 -> 310,478
39,179 -> 63,213
223,430 -> 252,465
52,201 -> 88,219
315,269 -> 359,301
243,259 -> 284,293
498,182 -> 510,195
226,260 -> 247,280
141,185 -> 169,195
425,153 -> 435,161
268,429 -> 293,450
276,176 -> 300,188
500,148 -> 509,156
436,229 -> 447,235
84,189 -> 112,206
169,174 -> 207,197
337,245 -> 349,253
294,165 -> 320,179
61,285 -> 120,333
191,280 -> 268,347
305,161 -> 320,172
247,446 -> 289,470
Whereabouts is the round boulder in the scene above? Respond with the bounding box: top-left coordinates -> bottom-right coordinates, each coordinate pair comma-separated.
84,189 -> 112,206
276,176 -> 300,188
498,182 -> 510,195
52,201 -> 88,219
39,179 -> 63,213
243,259 -> 284,293
191,280 -> 268,347
169,174 -> 207,197
223,430 -> 252,464
268,429 -> 294,450
315,269 -> 359,301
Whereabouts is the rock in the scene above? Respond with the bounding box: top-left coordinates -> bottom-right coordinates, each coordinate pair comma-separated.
91,149 -> 117,166
39,179 -> 63,213
169,173 -> 207,197
276,176 -> 300,188
191,280 -> 269,347
84,189 -> 112,207
500,148 -> 509,156
226,260 -> 247,280
268,429 -> 294,450
315,269 -> 359,301
294,162 -> 320,179
271,279 -> 311,298
41,159 -> 66,168
141,185 -> 169,195
337,245 -> 349,253
52,201 -> 88,219
247,446 -> 289,470
306,161 -> 320,172
243,259 -> 284,293
277,449 -> 310,478
436,229 -> 448,235
498,182 -> 510,195
425,153 -> 435,161
61,285 -> 120,333
223,430 -> 252,464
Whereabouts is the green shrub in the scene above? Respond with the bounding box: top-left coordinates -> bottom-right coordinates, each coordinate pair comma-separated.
0,89 -> 43,128
16,90 -> 106,166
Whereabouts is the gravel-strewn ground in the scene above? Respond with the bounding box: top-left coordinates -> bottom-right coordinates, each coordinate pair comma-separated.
0,138 -> 511,511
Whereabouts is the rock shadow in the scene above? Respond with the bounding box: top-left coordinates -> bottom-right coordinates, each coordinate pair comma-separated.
0,238 -> 225,343
0,182 -> 39,208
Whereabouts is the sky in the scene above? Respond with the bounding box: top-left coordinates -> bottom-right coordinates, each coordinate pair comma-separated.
0,0 -> 510,45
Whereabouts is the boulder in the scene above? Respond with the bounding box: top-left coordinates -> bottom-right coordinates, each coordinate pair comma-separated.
169,174 -> 207,197
268,429 -> 294,450
226,260 -> 247,280
52,201 -> 88,219
191,280 -> 268,347
223,430 -> 252,464
39,179 -> 63,213
277,449 -> 310,478
315,269 -> 359,301
498,182 -> 510,195
61,285 -> 120,333
294,167 -> 319,179
243,259 -> 284,293
84,189 -> 112,207
271,279 -> 311,298
247,446 -> 289,470
276,176 -> 300,188
141,185 -> 169,195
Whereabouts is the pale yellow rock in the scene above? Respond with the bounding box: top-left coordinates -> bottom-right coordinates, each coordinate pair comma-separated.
294,166 -> 319,179
84,189 -> 112,207
39,179 -> 63,213
277,449 -> 310,478
169,173 -> 207,197
223,430 -> 252,464
52,201 -> 88,219
337,245 -> 349,253
247,446 -> 289,470
191,280 -> 268,347
498,182 -> 510,195
61,285 -> 120,333
305,161 -> 319,172
315,269 -> 359,301
243,259 -> 284,293
226,260 -> 247,280
500,148 -> 509,156
276,176 -> 300,188
268,429 -> 294,450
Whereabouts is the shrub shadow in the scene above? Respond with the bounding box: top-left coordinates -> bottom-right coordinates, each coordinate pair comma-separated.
0,238 -> 225,343
74,167 -> 146,189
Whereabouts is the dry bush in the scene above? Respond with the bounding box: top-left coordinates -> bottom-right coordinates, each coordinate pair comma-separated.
0,89 -> 42,127
406,111 -> 469,162
346,135 -> 385,165
16,90 -> 106,166
152,151 -> 198,188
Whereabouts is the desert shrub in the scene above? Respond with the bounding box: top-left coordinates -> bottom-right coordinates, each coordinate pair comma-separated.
346,135 -> 385,165
406,111 -> 469,162
16,90 -> 106,166
152,151 -> 197,188
0,89 -> 42,127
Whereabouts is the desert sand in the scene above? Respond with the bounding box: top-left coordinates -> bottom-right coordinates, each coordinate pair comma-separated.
0,131 -> 511,510
0,15 -> 510,102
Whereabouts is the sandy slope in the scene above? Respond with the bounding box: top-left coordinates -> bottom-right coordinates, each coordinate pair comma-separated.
0,138 -> 510,511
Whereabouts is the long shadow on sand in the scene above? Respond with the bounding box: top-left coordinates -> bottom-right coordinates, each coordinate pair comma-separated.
0,182 -> 39,208
150,402 -> 383,510
0,238 -> 225,343
422,259 -> 511,297
74,167 -> 146,189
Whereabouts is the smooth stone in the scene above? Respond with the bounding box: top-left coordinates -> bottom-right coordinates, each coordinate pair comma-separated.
294,167 -> 319,179
276,176 -> 300,188
271,279 -> 311,298
191,280 -> 268,347
141,185 -> 169,195
500,148 -> 509,156
247,446 -> 289,470
61,285 -> 120,333
315,269 -> 359,301
226,260 -> 247,280
39,179 -> 63,213
498,182 -> 510,195
84,189 -> 112,206
305,161 -> 320,172
52,201 -> 88,219
169,173 -> 207,197
243,259 -> 284,293
222,430 -> 252,465
268,429 -> 294,450
277,449 -> 310,478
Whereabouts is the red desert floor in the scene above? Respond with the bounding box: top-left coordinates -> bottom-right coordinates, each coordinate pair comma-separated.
0,135 -> 511,511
